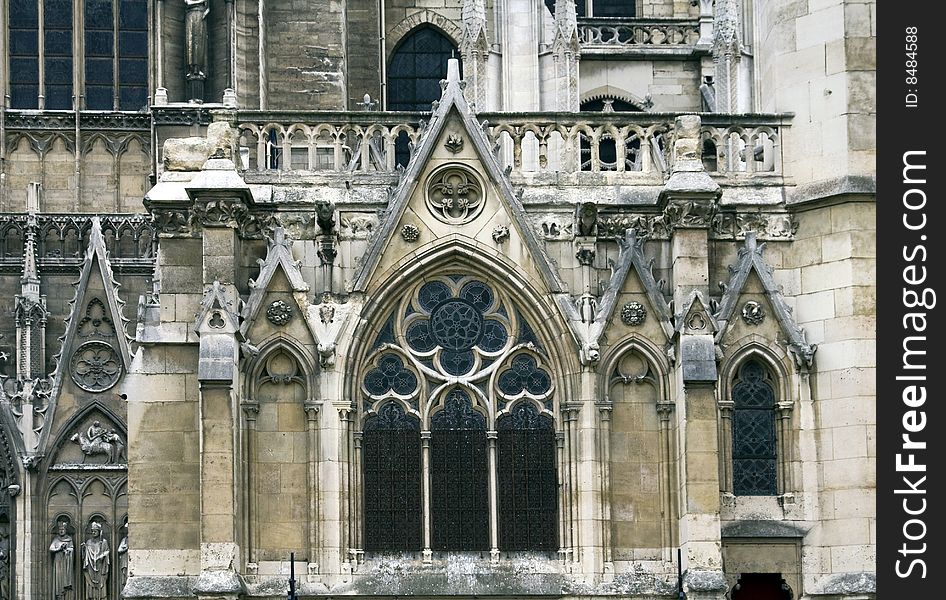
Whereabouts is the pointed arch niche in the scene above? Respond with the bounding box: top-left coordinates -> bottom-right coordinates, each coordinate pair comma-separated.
241,341 -> 321,572
42,403 -> 127,600
352,270 -> 570,562
598,340 -> 677,570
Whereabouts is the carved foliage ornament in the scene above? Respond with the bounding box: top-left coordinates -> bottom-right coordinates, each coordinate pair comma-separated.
426,165 -> 484,225
400,224 -> 420,243
444,133 -> 464,154
70,341 -> 122,392
266,300 -> 293,326
621,301 -> 647,326
741,300 -> 765,326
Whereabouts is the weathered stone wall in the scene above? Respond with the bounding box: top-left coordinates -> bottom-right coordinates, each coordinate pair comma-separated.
580,59 -> 702,112
753,0 -> 876,181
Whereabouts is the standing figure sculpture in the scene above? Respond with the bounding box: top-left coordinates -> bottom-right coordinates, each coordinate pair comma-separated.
117,519 -> 129,593
50,520 -> 75,600
82,521 -> 109,600
0,531 -> 10,600
184,0 -> 210,102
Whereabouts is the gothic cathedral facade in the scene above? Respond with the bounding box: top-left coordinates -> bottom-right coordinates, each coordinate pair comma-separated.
0,0 -> 875,599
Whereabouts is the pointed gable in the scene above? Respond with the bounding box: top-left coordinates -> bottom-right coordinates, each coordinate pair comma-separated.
50,217 -> 133,395
351,59 -> 565,296
241,227 -> 311,338
715,232 -> 817,369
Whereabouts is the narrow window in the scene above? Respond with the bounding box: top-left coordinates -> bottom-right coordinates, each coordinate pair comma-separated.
85,0 -> 115,109
732,360 -> 778,495
430,389 -> 489,551
44,0 -> 74,109
498,403 -> 557,551
10,1 -> 40,108
363,402 -> 423,551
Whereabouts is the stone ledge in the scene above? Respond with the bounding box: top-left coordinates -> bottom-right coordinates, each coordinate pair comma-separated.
721,519 -> 808,538
806,571 -> 876,595
787,175 -> 876,208
123,575 -> 197,599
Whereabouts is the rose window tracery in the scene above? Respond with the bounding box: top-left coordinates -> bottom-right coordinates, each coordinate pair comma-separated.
425,166 -> 485,225
70,341 -> 122,392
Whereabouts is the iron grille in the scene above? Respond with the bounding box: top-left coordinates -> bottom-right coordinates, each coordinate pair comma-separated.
363,403 -> 423,551
732,360 -> 778,496
430,390 -> 489,551
498,404 -> 558,551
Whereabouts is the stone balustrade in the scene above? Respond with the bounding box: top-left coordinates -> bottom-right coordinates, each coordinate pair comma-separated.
232,111 -> 788,179
0,214 -> 155,267
578,18 -> 701,49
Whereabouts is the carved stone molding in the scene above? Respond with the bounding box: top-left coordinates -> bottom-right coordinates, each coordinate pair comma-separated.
597,210 -> 799,241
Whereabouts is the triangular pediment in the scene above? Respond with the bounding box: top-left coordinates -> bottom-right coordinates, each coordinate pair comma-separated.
50,218 -> 133,396
241,227 -> 311,338
351,61 -> 564,297
714,232 -> 817,369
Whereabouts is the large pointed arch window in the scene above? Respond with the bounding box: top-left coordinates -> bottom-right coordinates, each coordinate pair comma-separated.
731,360 -> 778,496
360,276 -> 559,555
387,27 -> 459,111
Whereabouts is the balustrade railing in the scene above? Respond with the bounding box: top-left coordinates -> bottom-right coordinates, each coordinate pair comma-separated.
578,18 -> 700,48
0,214 -> 155,264
232,111 -> 788,179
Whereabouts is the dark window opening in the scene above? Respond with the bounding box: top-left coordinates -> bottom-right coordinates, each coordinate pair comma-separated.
85,0 -> 114,109
44,0 -> 73,109
388,27 -> 459,111
498,403 -> 558,551
363,402 -> 423,551
10,1 -> 39,108
731,573 -> 793,600
118,0 -> 149,110
430,389 -> 489,551
732,360 -> 778,496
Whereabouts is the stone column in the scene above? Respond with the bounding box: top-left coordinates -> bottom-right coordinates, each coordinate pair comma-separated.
487,430 -> 500,562
305,404 -> 321,578
421,430 -> 433,563
662,115 -> 726,599
596,400 -> 613,573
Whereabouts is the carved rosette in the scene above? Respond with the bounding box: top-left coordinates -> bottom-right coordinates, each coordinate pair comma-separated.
400,224 -> 420,243
266,300 -> 293,326
491,224 -> 509,243
70,341 -> 122,392
741,300 -> 765,326
620,301 -> 647,326
426,165 -> 484,225
444,133 -> 464,154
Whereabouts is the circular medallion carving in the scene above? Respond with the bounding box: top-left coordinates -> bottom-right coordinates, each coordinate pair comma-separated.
266,300 -> 293,326
430,300 -> 483,351
400,223 -> 420,242
70,341 -> 122,392
426,165 -> 484,224
620,301 -> 647,326
741,300 -> 765,326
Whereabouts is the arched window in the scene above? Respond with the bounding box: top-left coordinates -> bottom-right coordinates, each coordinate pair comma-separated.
360,276 -> 559,555
498,403 -> 557,551
387,27 -> 458,111
731,360 -> 778,496
363,402 -> 423,551
430,389 -> 489,551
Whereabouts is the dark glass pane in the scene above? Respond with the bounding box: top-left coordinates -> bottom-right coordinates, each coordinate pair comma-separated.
86,31 -> 114,56
119,0 -> 148,28
119,31 -> 148,58
85,58 -> 114,84
731,360 -> 778,496
10,31 -> 39,56
498,404 -> 557,551
85,84 -> 114,110
394,131 -> 411,169
387,27 -> 459,111
45,84 -> 73,110
10,1 -> 39,27
10,58 -> 39,84
592,0 -> 635,17
44,30 -> 73,55
363,354 -> 418,397
576,0 -> 587,16
10,85 -> 40,109
119,58 -> 148,83
45,57 -> 72,83
44,0 -> 73,28
363,403 -> 423,552
85,0 -> 113,29
430,390 -> 489,551
119,85 -> 148,110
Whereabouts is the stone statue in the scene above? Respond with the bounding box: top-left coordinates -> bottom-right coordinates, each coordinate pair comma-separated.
49,520 -> 75,600
82,521 -> 109,600
117,519 -> 128,593
184,0 -> 210,102
70,421 -> 125,464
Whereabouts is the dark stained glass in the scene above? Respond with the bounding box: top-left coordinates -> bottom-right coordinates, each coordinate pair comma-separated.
430,389 -> 489,550
119,0 -> 149,110
387,27 -> 459,111
85,0 -> 114,109
732,360 -> 778,496
363,403 -> 423,551
10,0 -> 39,108
498,403 -> 557,551
591,0 -> 636,17
363,354 -> 418,397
